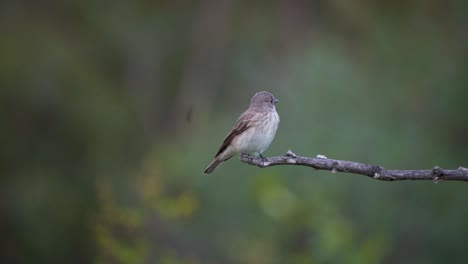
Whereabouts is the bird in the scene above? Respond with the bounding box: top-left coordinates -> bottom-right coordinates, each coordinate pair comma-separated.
204,91 -> 280,174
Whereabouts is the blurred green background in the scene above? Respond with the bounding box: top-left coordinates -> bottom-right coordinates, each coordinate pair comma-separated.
1,0 -> 468,263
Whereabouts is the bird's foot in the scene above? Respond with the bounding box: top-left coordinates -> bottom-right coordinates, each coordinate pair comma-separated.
259,153 -> 268,162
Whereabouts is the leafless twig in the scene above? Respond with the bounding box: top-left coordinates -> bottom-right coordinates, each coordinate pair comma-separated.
240,150 -> 468,182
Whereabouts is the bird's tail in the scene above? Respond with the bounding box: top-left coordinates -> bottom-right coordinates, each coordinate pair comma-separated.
204,159 -> 222,174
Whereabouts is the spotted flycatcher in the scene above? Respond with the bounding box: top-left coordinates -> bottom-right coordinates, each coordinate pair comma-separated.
204,91 -> 280,174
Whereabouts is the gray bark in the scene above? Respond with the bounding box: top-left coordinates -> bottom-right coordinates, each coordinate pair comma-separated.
240,150 -> 468,182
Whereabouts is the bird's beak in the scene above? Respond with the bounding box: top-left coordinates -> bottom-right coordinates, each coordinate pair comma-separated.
273,99 -> 279,104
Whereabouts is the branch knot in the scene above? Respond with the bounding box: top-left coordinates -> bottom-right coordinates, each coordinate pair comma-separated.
432,166 -> 444,183
285,150 -> 297,158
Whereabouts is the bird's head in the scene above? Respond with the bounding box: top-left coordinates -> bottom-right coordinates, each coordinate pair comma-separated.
250,91 -> 279,110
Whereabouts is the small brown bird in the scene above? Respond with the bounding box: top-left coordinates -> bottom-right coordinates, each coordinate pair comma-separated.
204,91 -> 280,174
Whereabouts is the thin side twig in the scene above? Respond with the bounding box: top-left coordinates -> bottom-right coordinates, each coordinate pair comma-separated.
239,150 -> 468,182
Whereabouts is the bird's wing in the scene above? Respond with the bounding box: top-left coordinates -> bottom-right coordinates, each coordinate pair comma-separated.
215,111 -> 255,158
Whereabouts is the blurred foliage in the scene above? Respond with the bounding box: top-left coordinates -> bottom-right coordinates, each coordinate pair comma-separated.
1,0 -> 468,263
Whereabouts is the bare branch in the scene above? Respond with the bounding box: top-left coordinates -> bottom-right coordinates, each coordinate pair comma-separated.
240,150 -> 468,182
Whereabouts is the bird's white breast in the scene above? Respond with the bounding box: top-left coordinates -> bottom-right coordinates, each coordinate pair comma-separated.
233,110 -> 279,155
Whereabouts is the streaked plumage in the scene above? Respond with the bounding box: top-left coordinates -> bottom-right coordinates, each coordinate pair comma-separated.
204,91 -> 280,174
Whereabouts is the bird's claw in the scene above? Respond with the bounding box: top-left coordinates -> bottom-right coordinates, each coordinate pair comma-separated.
259,153 -> 268,162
